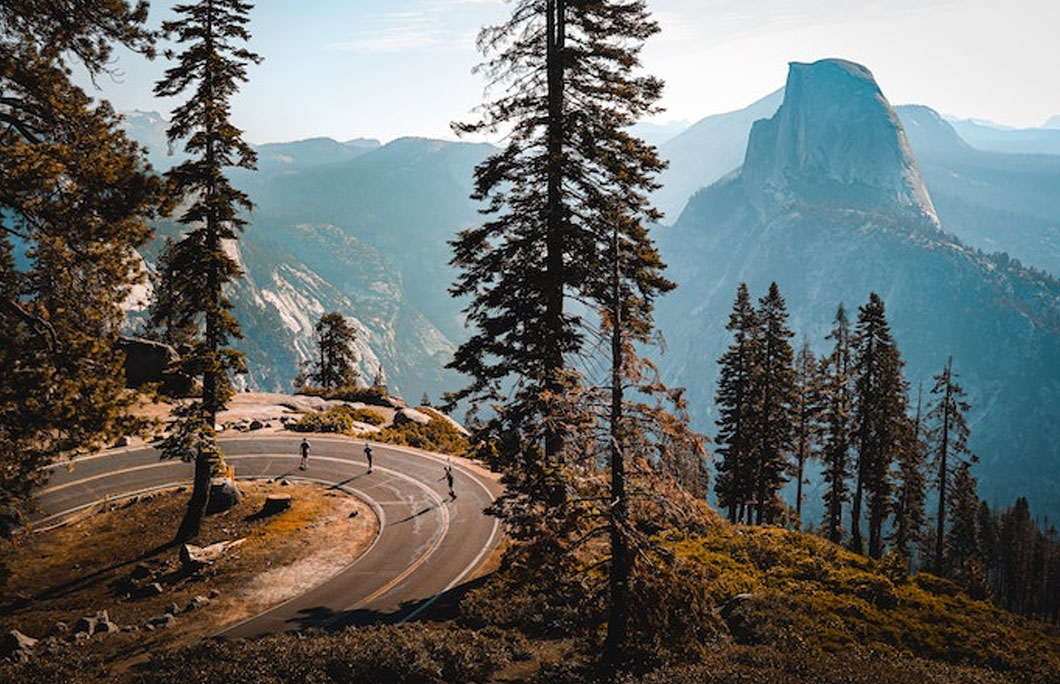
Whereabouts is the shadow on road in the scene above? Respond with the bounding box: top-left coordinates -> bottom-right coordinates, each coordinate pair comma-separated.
275,574 -> 495,634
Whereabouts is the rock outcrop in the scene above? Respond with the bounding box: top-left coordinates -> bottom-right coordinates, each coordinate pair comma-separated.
742,59 -> 937,224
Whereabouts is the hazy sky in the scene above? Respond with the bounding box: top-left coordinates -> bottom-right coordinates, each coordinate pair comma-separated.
83,0 -> 1060,144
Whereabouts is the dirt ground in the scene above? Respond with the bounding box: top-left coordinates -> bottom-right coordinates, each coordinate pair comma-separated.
0,480 -> 377,667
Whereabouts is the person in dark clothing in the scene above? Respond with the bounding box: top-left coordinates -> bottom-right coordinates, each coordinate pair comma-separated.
299,438 -> 310,470
364,443 -> 373,473
444,464 -> 455,499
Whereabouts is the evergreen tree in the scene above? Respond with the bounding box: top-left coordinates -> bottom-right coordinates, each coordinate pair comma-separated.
790,340 -> 821,521
945,461 -> 981,577
449,0 -> 666,507
890,382 -> 927,568
752,282 -> 795,525
851,293 -> 908,558
927,355 -> 976,575
0,1 -> 160,544
152,0 -> 261,542
310,311 -> 359,390
714,283 -> 761,524
819,304 -> 853,544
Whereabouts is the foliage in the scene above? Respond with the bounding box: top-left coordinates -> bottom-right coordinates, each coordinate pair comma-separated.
309,311 -> 360,390
0,0 -> 161,543
668,525 -> 1060,681
150,0 -> 261,541
375,416 -> 470,457
286,405 -> 384,433
297,383 -> 391,406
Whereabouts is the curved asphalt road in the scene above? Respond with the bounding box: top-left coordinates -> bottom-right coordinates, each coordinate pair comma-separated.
33,435 -> 504,638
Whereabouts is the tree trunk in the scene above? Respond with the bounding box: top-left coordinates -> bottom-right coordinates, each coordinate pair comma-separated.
176,447 -> 211,541
543,0 -> 567,476
603,229 -> 629,668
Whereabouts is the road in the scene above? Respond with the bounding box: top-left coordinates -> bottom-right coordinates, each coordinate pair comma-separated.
33,435 -> 504,638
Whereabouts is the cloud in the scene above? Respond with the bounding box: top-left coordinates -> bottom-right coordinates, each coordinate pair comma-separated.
326,1 -> 503,55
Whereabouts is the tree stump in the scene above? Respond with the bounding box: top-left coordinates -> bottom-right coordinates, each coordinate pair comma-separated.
261,494 -> 292,516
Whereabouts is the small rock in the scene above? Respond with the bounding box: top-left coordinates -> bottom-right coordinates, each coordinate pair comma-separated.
131,563 -> 151,580
96,620 -> 119,634
280,479 -> 290,487
53,622 -> 68,635
208,589 -> 220,599
112,435 -> 130,448
150,614 -> 175,629
185,595 -> 210,612
139,582 -> 164,598
142,623 -> 155,632
121,625 -> 138,633
71,631 -> 90,642
73,616 -> 97,635
2,629 -> 38,657
249,419 -> 264,431
348,510 -> 360,518
166,602 -> 180,616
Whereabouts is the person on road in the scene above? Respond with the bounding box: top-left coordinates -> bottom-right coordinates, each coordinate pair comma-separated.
299,438 -> 310,470
444,464 -> 455,499
364,442 -> 373,473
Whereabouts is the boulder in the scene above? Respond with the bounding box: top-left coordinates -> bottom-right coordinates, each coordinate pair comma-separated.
393,408 -> 431,427
116,336 -> 196,396
206,478 -> 241,514
2,630 -> 37,658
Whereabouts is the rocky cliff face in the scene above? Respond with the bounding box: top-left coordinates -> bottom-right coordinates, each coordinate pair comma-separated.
742,60 -> 937,224
125,118 -> 488,403
654,59 -> 1060,521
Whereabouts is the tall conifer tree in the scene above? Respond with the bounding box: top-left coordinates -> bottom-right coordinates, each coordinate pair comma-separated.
752,282 -> 795,525
791,340 -> 821,521
927,355 -> 976,575
851,293 -> 908,558
820,304 -> 853,544
0,1 -> 160,541
153,0 -> 261,541
890,382 -> 928,568
450,0 -> 666,508
310,312 -> 359,390
714,283 -> 761,524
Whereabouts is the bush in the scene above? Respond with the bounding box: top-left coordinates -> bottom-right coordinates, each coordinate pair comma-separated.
297,383 -> 391,406
375,417 -> 469,456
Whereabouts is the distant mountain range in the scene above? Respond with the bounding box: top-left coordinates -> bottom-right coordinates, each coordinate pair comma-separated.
121,64 -> 1060,519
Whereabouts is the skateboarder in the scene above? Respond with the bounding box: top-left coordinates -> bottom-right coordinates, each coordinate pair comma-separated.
299,437 -> 310,470
364,442 -> 373,473
444,464 -> 455,499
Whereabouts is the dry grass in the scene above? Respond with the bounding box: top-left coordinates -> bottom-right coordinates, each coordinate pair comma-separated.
0,480 -> 377,668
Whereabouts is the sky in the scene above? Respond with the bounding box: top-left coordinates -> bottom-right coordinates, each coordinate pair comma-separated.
82,0 -> 1060,145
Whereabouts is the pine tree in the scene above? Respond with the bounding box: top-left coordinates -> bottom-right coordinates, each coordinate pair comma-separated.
0,1 -> 160,543
752,282 -> 795,525
152,0 -> 261,541
927,355 -> 976,575
310,312 -> 359,390
946,461 -> 981,578
791,340 -> 821,522
890,382 -> 927,569
449,0 -> 666,508
819,304 -> 853,544
851,293 -> 909,558
714,283 -> 761,524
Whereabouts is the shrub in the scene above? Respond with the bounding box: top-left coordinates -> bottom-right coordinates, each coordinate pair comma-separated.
297,383 -> 391,406
375,417 -> 469,456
